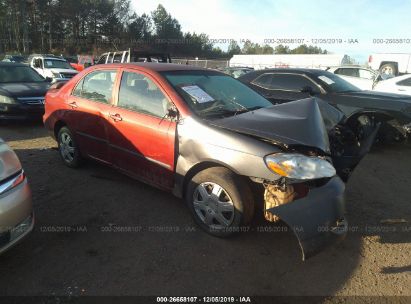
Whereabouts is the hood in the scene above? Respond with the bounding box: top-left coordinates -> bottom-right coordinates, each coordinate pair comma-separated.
211,98 -> 343,154
50,68 -> 78,74
0,82 -> 50,97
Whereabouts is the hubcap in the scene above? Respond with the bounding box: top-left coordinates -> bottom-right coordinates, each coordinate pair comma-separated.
59,132 -> 75,162
193,182 -> 235,229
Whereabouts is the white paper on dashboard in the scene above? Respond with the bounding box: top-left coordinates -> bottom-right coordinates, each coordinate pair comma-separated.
181,85 -> 215,103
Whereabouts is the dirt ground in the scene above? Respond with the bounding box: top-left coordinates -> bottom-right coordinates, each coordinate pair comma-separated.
0,121 -> 410,299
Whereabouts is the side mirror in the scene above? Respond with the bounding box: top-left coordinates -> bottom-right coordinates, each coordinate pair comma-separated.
49,81 -> 67,90
45,77 -> 53,83
301,86 -> 316,96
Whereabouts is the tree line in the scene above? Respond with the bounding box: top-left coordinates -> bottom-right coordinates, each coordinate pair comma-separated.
0,0 -> 327,58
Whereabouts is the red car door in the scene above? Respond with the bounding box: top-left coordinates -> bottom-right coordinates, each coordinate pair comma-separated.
67,69 -> 118,164
106,69 -> 176,190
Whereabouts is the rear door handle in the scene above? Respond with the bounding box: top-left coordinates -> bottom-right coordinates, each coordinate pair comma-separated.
109,113 -> 123,122
67,101 -> 78,109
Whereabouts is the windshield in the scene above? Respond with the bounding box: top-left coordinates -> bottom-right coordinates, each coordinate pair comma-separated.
0,66 -> 45,83
315,71 -> 361,93
162,70 -> 273,119
7,56 -> 26,63
44,59 -> 73,70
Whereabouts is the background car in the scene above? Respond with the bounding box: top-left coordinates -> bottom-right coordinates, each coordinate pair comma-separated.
0,138 -> 34,255
28,54 -> 78,83
2,55 -> 28,64
43,63 -> 377,259
373,74 -> 411,96
0,62 -> 50,120
219,67 -> 254,78
326,65 -> 379,90
96,50 -> 172,64
239,68 -> 411,142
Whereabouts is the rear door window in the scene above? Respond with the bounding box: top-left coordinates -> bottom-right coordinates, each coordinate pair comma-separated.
253,73 -> 317,92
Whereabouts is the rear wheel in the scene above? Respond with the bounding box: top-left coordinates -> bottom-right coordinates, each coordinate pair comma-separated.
185,167 -> 254,237
57,126 -> 83,168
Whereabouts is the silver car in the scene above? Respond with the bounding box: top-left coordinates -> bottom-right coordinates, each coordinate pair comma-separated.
0,138 -> 33,254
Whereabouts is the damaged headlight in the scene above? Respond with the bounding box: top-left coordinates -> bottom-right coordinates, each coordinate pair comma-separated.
0,95 -> 16,104
265,153 -> 336,180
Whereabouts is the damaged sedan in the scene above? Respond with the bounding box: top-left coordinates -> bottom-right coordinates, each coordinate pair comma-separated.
43,63 -> 378,260
239,68 -> 411,142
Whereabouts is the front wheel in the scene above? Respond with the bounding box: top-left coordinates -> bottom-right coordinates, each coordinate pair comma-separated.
57,126 -> 83,168
185,167 -> 255,237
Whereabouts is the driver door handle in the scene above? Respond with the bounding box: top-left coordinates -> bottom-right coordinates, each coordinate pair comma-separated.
109,113 -> 123,122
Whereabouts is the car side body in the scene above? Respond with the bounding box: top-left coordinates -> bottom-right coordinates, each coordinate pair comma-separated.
44,63 -> 377,260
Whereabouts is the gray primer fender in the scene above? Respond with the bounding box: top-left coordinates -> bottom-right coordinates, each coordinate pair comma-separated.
173,116 -> 283,198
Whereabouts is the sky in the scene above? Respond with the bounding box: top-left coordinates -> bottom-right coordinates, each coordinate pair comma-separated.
130,0 -> 411,63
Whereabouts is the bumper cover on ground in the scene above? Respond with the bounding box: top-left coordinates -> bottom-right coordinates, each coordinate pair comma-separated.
267,176 -> 347,260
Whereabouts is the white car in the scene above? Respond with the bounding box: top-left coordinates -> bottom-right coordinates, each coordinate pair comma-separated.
373,74 -> 411,96
326,66 -> 379,90
28,54 -> 78,83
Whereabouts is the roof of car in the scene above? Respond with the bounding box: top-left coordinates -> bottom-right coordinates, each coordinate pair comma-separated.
101,62 -> 211,72
0,62 -> 27,67
237,68 -> 337,82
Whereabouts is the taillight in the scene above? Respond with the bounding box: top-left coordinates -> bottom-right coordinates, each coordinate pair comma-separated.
368,55 -> 373,63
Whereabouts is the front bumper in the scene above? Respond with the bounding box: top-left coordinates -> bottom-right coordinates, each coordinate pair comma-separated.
266,176 -> 347,260
0,179 -> 34,254
0,103 -> 44,120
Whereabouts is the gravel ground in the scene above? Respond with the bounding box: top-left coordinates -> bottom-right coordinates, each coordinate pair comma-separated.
0,122 -> 410,299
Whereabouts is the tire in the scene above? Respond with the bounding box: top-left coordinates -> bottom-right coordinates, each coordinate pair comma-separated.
355,115 -> 376,142
185,167 -> 255,237
379,63 -> 397,79
57,126 -> 83,168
